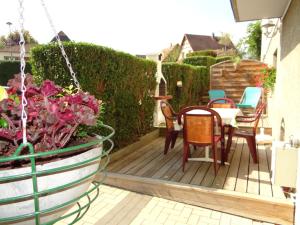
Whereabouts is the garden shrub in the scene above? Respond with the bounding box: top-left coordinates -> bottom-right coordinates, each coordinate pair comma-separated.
216,56 -> 233,63
183,56 -> 216,68
30,42 -> 156,148
162,63 -> 209,111
187,50 -> 217,57
0,61 -> 32,86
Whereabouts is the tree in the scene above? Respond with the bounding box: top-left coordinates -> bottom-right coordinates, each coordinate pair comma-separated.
1,30 -> 38,46
218,33 -> 232,51
242,21 -> 262,59
163,44 -> 181,62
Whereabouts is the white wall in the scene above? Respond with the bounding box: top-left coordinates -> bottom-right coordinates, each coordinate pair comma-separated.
178,38 -> 192,61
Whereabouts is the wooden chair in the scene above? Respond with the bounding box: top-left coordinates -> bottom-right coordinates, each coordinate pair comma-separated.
178,106 -> 224,174
160,101 -> 182,154
226,103 -> 266,163
207,97 -> 236,109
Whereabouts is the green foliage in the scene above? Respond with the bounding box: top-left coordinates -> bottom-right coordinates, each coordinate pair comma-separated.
216,56 -> 233,64
183,56 -> 216,68
218,33 -> 232,51
30,42 -> 156,148
241,21 -> 262,59
0,61 -> 32,86
162,63 -> 209,111
260,67 -> 276,91
163,44 -> 181,62
0,30 -> 38,46
187,50 -> 217,57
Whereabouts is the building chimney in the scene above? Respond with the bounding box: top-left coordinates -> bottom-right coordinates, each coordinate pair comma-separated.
212,32 -> 215,39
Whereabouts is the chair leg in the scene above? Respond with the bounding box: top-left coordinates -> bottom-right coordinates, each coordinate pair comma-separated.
246,136 -> 258,163
164,132 -> 172,155
212,144 -> 217,175
170,132 -> 178,149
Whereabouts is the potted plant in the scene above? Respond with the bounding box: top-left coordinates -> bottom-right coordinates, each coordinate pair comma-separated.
0,74 -> 114,224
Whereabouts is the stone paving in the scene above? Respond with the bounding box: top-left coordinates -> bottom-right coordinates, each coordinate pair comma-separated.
57,185 -> 274,225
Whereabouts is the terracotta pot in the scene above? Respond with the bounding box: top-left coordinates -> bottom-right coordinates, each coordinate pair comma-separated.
0,144 -> 102,225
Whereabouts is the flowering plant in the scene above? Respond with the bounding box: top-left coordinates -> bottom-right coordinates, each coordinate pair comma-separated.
0,74 -> 101,156
254,67 -> 276,91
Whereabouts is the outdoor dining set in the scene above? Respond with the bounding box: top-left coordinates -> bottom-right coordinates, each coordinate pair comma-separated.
161,87 -> 265,175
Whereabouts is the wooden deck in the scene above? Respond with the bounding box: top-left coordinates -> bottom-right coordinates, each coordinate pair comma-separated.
107,137 -> 283,198
100,131 -> 294,225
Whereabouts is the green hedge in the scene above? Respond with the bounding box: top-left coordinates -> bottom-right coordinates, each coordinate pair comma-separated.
187,50 -> 217,57
162,63 -> 209,111
30,42 -> 156,148
0,61 -> 32,86
183,56 -> 216,68
216,56 -> 233,63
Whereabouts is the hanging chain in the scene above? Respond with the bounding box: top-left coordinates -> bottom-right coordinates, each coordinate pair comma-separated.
18,0 -> 28,144
40,0 -> 81,90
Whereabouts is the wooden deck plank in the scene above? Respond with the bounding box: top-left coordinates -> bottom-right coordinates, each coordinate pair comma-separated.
235,140 -> 250,193
108,138 -> 162,172
223,138 -> 244,191
138,141 -> 181,177
189,161 -> 211,185
152,150 -> 182,179
212,138 -> 238,189
119,142 -> 162,174
171,148 -> 205,184
257,145 -> 273,197
247,143 -> 260,195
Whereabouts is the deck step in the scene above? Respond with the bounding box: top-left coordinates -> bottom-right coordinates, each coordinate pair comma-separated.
99,173 -> 294,225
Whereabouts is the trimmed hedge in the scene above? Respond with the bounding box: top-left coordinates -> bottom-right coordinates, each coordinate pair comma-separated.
30,42 -> 156,148
187,50 -> 217,57
183,56 -> 216,68
0,61 -> 32,86
216,56 -> 233,63
162,63 -> 209,111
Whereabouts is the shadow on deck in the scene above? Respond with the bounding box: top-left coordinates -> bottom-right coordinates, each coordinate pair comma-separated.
97,130 -> 294,225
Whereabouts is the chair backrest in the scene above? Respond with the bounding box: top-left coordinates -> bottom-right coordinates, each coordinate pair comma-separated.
160,101 -> 176,131
208,90 -> 226,103
207,97 -> 236,109
238,87 -> 262,108
178,106 -> 222,145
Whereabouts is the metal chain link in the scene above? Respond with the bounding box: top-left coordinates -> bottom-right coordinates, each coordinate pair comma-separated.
18,0 -> 28,144
40,0 -> 81,90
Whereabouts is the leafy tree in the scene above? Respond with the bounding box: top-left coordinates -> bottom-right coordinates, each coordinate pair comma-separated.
242,22 -> 261,59
163,44 -> 181,62
218,33 -> 232,51
1,30 -> 38,46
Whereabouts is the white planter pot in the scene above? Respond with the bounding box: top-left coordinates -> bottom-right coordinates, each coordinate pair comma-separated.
0,144 -> 102,225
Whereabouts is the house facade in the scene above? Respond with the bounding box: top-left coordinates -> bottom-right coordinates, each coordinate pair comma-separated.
231,0 -> 300,224
0,44 -> 33,61
178,34 -> 235,61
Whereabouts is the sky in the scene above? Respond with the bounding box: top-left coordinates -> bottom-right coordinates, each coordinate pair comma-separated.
0,0 -> 250,55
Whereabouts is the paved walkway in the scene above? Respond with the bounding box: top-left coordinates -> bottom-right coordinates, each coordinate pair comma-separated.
57,185 -> 273,225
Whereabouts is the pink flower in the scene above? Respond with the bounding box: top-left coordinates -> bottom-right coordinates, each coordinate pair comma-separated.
41,80 -> 62,97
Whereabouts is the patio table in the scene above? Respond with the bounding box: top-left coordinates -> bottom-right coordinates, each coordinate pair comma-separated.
186,108 -> 242,165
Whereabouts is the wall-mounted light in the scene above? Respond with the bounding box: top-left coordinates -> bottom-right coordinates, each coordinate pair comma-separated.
261,20 -> 279,38
176,80 -> 182,88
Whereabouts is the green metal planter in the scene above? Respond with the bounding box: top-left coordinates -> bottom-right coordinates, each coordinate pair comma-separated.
0,124 -> 114,225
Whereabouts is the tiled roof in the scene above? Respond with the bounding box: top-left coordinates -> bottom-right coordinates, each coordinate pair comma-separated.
50,31 -> 71,42
182,34 -> 234,51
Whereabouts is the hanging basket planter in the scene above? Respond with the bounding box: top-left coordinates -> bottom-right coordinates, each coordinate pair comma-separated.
0,124 -> 114,225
